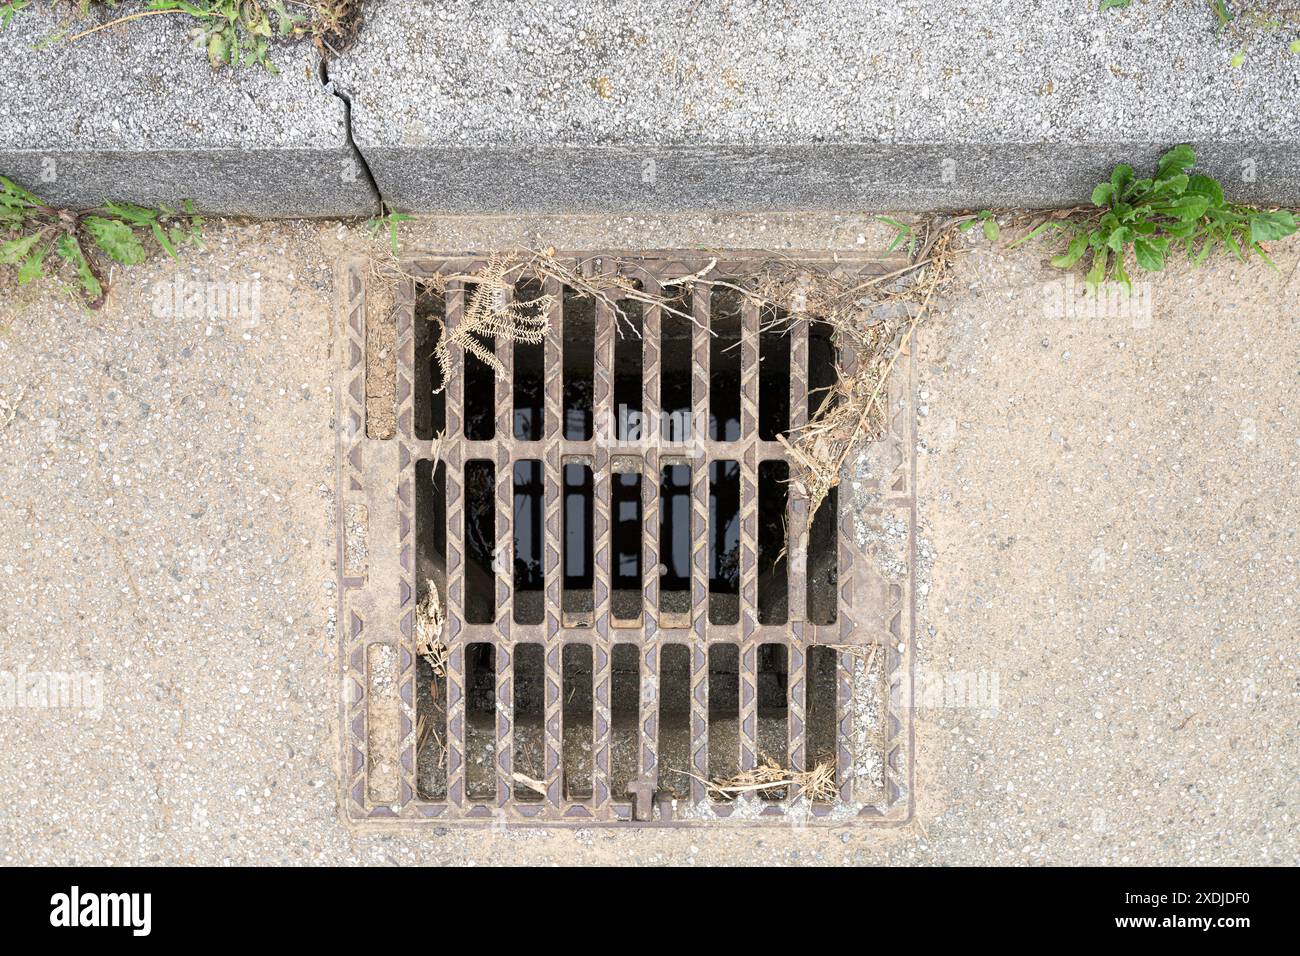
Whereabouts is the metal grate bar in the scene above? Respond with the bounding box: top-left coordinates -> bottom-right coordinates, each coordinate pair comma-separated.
786,641 -> 806,789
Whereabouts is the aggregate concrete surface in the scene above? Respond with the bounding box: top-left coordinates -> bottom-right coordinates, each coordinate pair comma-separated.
0,213 -> 1294,864
338,0 -> 1299,146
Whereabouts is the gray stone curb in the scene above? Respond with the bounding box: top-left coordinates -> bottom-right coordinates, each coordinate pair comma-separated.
4,0 -> 1298,216
1,5 -> 378,217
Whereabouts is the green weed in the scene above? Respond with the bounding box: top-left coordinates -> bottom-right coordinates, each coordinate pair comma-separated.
0,0 -> 30,29
958,209 -> 1001,241
876,216 -> 920,257
367,211 -> 413,256
29,1 -> 364,73
0,175 -> 203,308
1011,145 -> 1297,291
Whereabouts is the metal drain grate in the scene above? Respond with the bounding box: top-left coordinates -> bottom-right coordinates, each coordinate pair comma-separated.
336,252 -> 915,826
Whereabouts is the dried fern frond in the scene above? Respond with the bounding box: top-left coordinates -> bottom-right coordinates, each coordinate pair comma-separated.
430,254 -> 554,394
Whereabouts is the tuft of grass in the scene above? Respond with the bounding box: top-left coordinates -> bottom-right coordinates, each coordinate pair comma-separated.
1211,1 -> 1300,64
1011,145 -> 1297,291
365,209 -> 413,255
0,0 -> 30,30
43,1 -> 365,73
875,216 -> 920,257
957,208 -> 1001,241
1102,0 -> 1300,63
0,175 -> 202,308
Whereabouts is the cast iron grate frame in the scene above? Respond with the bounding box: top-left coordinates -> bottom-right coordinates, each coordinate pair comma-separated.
336,251 -> 916,827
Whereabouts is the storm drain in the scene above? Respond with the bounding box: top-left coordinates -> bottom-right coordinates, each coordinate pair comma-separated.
336,252 -> 915,826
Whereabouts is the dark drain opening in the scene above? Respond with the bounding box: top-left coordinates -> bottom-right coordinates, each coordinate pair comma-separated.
613,294 -> 643,442
806,646 -> 838,794
610,643 -> 640,801
807,486 -> 838,626
708,460 -> 740,625
562,461 -> 594,625
466,642 -> 497,801
758,303 -> 791,440
514,278 -> 546,441
658,643 -> 691,799
415,459 -> 447,608
757,643 -> 789,800
415,459 -> 448,799
563,288 -> 595,441
414,286 -> 446,441
808,318 -> 838,421
659,462 -> 692,623
512,642 -> 545,801
757,460 -> 789,625
807,319 -> 840,627
416,651 -> 448,801
610,471 -> 642,622
513,460 -> 544,625
709,287 -> 743,442
707,644 -> 740,791
562,643 -> 593,800
464,460 -> 496,624
463,285 -> 496,442
660,289 -> 692,442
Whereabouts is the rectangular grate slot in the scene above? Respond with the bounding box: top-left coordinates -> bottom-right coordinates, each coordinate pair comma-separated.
414,459 -> 448,800
658,643 -> 691,799
339,251 -> 913,827
660,289 -> 692,442
610,470 -> 642,623
757,643 -> 789,800
808,318 -> 838,423
806,645 -> 838,797
562,643 -> 594,801
708,460 -> 740,626
807,486 -> 838,626
462,285 -> 497,441
513,460 -> 545,625
659,462 -> 692,624
365,282 -> 397,440
513,278 -> 546,440
707,644 -> 740,790
562,461 -> 594,625
367,642 -> 399,803
563,287 -> 595,441
709,287 -> 743,442
464,460 -> 496,625
465,642 -> 498,801
610,643 -> 640,803
414,286 -> 446,440
613,295 -> 644,442
758,303 -> 791,440
513,643 -> 545,801
416,650 -> 449,801
757,460 -> 789,625
415,459 -> 447,606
